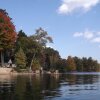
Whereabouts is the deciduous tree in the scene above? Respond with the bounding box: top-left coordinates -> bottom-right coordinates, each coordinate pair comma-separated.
0,9 -> 16,66
66,56 -> 76,72
33,27 -> 53,46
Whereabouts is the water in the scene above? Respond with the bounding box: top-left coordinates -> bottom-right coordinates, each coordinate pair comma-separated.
0,73 -> 100,100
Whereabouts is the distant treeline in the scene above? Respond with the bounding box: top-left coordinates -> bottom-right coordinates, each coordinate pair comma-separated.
0,9 -> 100,72
13,30 -> 100,72
66,56 -> 100,72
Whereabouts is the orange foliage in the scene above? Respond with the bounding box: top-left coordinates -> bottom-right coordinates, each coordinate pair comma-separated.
0,9 -> 17,49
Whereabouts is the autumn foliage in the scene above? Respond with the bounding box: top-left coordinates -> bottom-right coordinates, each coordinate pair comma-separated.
0,9 -> 17,50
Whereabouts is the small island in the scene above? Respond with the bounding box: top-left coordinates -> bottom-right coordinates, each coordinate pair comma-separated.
0,9 -> 100,75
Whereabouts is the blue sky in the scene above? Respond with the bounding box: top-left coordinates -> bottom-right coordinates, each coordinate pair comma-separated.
0,0 -> 100,62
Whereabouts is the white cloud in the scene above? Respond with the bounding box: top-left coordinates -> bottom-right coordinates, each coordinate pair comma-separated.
73,30 -> 94,40
84,30 -> 94,39
92,37 -> 100,43
73,32 -> 83,37
58,0 -> 100,14
73,29 -> 100,48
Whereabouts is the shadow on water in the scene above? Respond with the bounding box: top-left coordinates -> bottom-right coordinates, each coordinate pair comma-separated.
0,73 -> 100,100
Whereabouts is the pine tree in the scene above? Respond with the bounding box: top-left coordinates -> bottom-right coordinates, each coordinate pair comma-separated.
15,48 -> 26,69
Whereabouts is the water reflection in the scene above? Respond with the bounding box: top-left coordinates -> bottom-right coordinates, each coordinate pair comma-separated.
0,75 -> 16,100
0,73 -> 100,100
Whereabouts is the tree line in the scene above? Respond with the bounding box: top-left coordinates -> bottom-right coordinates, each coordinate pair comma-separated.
0,9 -> 100,72
66,56 -> 100,72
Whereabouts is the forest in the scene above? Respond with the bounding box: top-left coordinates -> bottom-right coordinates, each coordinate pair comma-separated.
0,9 -> 100,73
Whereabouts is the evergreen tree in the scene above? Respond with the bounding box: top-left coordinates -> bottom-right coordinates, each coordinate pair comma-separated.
73,56 -> 83,72
18,30 -> 27,38
15,48 -> 26,69
44,47 -> 60,71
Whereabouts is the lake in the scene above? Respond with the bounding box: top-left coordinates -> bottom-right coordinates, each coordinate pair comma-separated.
0,73 -> 100,100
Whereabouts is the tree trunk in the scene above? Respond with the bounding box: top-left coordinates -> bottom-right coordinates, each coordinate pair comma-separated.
0,51 -> 4,67
30,53 -> 35,70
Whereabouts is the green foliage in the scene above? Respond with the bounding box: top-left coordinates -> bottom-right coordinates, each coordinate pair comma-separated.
66,56 -> 76,72
31,59 -> 41,71
73,56 -> 83,72
73,56 -> 100,72
15,35 -> 43,66
18,30 -> 27,38
82,57 -> 99,72
15,28 -> 54,71
44,47 -> 60,70
56,59 -> 67,72
15,48 -> 26,69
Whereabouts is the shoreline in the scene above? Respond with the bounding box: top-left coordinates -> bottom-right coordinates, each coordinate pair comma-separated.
0,68 -> 99,75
